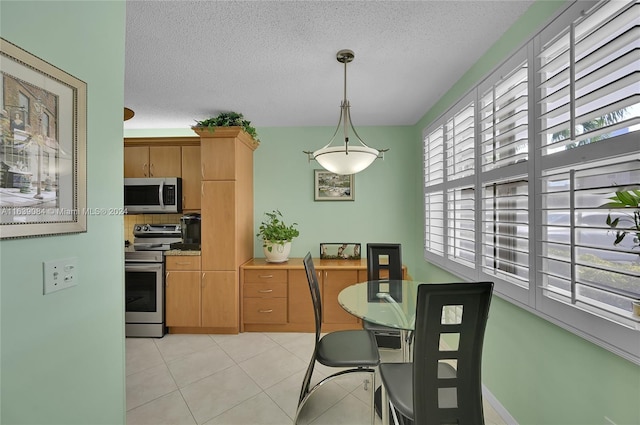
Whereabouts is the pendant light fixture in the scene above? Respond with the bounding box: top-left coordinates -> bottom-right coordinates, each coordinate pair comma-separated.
304,49 -> 387,175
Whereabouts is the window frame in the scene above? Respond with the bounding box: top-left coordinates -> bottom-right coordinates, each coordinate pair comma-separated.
422,0 -> 640,365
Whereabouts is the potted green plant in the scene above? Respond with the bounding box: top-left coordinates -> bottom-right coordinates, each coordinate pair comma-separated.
192,111 -> 260,143
604,189 -> 640,251
257,210 -> 299,263
603,189 -> 640,316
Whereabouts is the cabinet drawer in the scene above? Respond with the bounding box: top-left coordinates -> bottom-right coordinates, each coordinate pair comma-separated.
243,298 -> 287,323
244,269 -> 287,284
166,256 -> 201,271
244,282 -> 287,298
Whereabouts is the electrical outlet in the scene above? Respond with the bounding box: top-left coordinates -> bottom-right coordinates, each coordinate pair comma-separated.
43,257 -> 78,295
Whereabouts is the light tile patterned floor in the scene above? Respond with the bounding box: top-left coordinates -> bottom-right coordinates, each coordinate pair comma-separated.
126,332 -> 507,425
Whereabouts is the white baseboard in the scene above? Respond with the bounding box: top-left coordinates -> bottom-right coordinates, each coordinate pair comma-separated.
482,384 -> 519,425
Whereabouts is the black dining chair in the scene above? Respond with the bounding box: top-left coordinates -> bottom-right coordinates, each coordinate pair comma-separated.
364,243 -> 405,350
294,252 -> 381,425
379,281 -> 494,425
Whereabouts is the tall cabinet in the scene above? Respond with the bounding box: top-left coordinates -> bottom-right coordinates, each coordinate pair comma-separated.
196,127 -> 259,333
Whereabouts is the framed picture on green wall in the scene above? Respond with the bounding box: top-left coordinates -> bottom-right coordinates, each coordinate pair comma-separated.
314,169 -> 354,201
0,38 -> 87,239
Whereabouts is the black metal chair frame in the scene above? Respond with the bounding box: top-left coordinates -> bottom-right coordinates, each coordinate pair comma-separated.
295,252 -> 380,425
365,243 -> 409,352
380,281 -> 494,425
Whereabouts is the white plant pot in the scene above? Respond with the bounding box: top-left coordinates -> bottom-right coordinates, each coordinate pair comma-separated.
263,241 -> 291,263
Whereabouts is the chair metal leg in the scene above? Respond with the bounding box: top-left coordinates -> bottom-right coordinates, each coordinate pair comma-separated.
294,367 -> 377,425
370,371 -> 376,425
381,381 -> 389,425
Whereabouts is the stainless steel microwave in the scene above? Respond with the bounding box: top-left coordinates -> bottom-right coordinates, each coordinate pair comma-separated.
124,177 -> 182,214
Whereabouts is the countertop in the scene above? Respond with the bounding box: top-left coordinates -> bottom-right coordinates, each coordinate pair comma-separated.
164,249 -> 201,256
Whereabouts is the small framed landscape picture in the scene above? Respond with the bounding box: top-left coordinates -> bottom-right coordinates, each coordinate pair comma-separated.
314,170 -> 354,201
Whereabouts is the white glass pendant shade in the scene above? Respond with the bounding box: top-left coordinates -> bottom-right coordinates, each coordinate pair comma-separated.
314,145 -> 379,175
304,49 -> 387,174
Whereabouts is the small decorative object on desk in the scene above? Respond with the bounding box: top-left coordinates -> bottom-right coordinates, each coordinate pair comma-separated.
320,243 -> 361,260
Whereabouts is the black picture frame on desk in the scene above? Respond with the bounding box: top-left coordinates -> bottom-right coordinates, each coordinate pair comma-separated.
320,243 -> 361,260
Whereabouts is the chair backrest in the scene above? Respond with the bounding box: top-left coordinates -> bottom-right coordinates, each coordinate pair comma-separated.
412,282 -> 493,425
299,252 -> 323,403
303,252 -> 323,338
367,243 -> 403,281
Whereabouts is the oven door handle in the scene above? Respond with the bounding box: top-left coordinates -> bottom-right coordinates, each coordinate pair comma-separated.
125,264 -> 162,271
133,243 -> 163,249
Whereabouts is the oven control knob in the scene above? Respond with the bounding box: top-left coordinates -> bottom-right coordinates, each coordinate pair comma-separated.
142,225 -> 149,231
134,225 -> 141,232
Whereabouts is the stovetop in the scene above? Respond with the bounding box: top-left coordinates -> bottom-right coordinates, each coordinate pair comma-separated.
133,223 -> 181,237
130,223 -> 182,252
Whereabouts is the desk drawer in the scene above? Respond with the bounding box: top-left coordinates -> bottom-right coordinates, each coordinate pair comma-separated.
243,298 -> 287,323
166,256 -> 201,271
244,282 -> 287,298
244,269 -> 287,284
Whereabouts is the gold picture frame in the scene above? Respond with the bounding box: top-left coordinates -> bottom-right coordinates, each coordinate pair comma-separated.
0,38 -> 87,238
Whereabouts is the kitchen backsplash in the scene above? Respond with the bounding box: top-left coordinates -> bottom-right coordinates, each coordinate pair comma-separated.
124,213 -> 182,243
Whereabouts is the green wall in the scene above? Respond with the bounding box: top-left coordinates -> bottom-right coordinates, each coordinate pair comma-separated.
126,1 -> 640,424
413,1 -> 640,424
0,1 -> 127,424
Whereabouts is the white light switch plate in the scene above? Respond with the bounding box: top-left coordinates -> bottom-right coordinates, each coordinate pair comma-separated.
43,257 -> 78,295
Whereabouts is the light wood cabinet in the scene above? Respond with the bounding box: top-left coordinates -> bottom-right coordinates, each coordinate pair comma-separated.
165,256 -> 201,327
243,269 -> 288,324
197,127 -> 258,334
202,271 -> 238,328
124,145 -> 181,178
288,269 -> 315,326
180,145 -> 201,211
240,258 -> 407,332
321,269 -> 360,325
124,138 -> 201,213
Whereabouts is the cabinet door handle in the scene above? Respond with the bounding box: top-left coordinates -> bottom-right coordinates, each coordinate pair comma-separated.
259,309 -> 273,313
143,163 -> 148,177
259,274 -> 273,279
201,164 -> 205,179
150,163 -> 154,177
258,289 -> 273,293
166,272 -> 170,278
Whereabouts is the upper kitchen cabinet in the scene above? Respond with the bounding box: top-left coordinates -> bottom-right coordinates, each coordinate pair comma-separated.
181,145 -> 201,210
124,145 -> 181,178
124,137 -> 201,210
196,127 -> 259,181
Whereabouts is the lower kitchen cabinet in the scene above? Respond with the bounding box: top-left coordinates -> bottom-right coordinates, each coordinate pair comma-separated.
165,255 -> 201,327
202,271 -> 238,329
165,255 -> 240,334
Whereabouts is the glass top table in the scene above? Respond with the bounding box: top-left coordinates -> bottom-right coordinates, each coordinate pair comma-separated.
338,280 -> 423,331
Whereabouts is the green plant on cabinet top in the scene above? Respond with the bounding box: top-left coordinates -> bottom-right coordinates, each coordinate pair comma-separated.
193,111 -> 260,143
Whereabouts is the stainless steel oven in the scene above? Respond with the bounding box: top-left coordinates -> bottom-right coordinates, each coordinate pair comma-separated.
124,223 -> 181,337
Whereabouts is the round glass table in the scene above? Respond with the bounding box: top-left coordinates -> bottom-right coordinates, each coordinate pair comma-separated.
338,279 -> 421,331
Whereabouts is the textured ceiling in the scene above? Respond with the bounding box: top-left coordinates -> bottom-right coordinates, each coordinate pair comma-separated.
124,0 -> 534,130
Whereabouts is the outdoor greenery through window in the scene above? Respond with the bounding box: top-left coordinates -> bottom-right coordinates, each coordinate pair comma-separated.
423,0 -> 639,364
